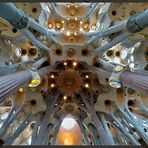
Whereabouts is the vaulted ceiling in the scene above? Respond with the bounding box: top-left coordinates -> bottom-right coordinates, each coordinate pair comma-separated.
0,2 -> 148,146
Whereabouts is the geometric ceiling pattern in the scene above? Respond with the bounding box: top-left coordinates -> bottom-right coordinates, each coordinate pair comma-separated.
0,2 -> 148,146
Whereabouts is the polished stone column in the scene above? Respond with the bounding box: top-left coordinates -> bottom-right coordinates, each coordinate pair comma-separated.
34,94 -> 59,145
31,115 -> 40,145
110,113 -> 140,145
88,124 -> 100,145
51,119 -> 63,145
94,9 -> 148,54
0,3 -> 59,45
92,60 -> 148,96
87,20 -> 127,44
77,119 -> 90,145
0,66 -> 53,103
80,92 -> 114,145
116,106 -> 148,145
4,112 -> 32,145
43,124 -> 53,145
119,71 -> 148,96
99,114 -> 114,144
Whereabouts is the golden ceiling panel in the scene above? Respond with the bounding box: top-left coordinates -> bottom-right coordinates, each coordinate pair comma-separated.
58,70 -> 82,96
58,4 -> 89,18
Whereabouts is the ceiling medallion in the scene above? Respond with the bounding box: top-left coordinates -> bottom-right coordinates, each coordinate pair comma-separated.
58,70 -> 82,95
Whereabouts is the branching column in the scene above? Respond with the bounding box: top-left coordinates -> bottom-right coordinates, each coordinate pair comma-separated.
80,91 -> 114,145
34,94 -> 59,145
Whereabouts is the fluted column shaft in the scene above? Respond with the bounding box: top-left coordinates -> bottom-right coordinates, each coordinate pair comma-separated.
77,119 -> 90,145
0,66 -> 52,103
120,71 -> 148,96
35,97 -> 58,145
81,96 -> 113,145
51,119 -> 63,145
94,65 -> 148,96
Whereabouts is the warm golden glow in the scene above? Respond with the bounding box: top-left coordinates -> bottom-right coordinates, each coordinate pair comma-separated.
74,17 -> 78,21
50,75 -> 55,79
48,23 -> 53,29
82,22 -> 89,29
85,83 -> 89,88
19,88 -> 23,93
73,61 -> 77,66
56,116 -> 82,145
50,83 -> 55,88
69,9 -> 76,16
79,28 -> 82,32
64,133 -> 73,145
66,31 -> 71,36
63,96 -> 67,100
63,62 -> 67,66
85,75 -> 89,79
55,22 -> 62,29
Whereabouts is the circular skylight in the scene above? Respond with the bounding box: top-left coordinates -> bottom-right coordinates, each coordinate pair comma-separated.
61,117 -> 76,130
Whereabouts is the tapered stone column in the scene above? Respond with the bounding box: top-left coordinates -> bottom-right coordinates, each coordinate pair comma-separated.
0,66 -> 54,103
80,91 -> 114,145
0,3 -> 59,44
77,119 -> 90,145
87,20 -> 127,44
34,94 -> 59,145
88,124 -> 100,145
119,71 -> 148,96
31,115 -> 40,145
85,3 -> 98,19
94,9 -> 148,54
4,112 -> 32,145
43,124 -> 53,145
90,60 -> 148,96
99,114 -> 114,144
96,58 -> 148,75
116,106 -> 148,145
110,113 -> 140,145
51,119 -> 63,145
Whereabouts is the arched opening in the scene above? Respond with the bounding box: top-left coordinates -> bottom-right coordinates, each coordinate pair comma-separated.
56,114 -> 82,145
